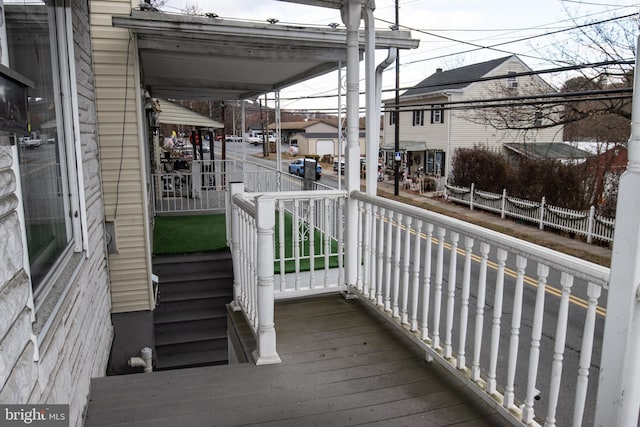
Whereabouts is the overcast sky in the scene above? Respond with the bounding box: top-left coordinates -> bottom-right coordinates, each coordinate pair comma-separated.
158,0 -> 638,111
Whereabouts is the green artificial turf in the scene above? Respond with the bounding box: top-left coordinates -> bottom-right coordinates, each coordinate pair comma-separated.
274,211 -> 340,273
153,214 -> 228,255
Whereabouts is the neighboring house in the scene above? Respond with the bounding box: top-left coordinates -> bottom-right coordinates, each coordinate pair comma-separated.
382,55 -> 563,179
0,1 -> 112,425
271,120 -> 365,157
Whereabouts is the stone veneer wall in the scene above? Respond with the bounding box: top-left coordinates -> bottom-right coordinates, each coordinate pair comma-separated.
0,1 -> 113,426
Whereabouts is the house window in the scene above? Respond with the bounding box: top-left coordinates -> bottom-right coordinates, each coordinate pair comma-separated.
507,71 -> 518,89
425,150 -> 446,176
412,110 -> 424,126
430,105 -> 444,124
7,2 -> 83,292
534,111 -> 543,127
389,111 -> 397,126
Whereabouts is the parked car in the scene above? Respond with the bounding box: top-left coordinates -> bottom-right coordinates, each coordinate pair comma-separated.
225,135 -> 242,143
288,159 -> 322,180
18,136 -> 42,149
333,160 -> 345,173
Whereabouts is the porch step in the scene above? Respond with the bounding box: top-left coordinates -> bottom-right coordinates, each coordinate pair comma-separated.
152,251 -> 233,371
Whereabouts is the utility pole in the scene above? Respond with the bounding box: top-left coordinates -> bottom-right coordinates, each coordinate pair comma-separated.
393,0 -> 400,196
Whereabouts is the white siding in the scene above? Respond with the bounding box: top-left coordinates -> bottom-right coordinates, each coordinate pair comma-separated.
90,0 -> 154,313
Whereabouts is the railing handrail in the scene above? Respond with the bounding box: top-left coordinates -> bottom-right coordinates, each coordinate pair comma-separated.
353,190 -> 610,287
246,189 -> 348,201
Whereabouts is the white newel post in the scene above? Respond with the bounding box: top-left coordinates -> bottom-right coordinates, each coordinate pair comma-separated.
253,196 -> 281,365
595,33 -> 640,427
228,182 -> 244,312
342,0 -> 363,293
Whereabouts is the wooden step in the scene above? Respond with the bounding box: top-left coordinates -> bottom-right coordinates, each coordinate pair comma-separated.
154,348 -> 228,371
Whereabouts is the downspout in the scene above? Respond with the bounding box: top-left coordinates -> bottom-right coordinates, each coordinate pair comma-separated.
341,0 -> 363,291
363,2 -> 377,195
375,47 -> 397,189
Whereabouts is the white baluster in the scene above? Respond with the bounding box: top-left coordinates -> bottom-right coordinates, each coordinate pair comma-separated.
420,223 -> 434,341
309,199 -> 316,289
444,231 -> 459,360
323,199 -> 330,288
293,200 -> 301,290
487,248 -> 507,394
357,200 -> 364,292
522,263 -> 549,424
457,236 -> 474,369
368,205 -> 378,300
375,207 -> 386,306
392,212 -> 403,319
410,219 -> 423,332
384,210 -> 394,312
432,227 -> 446,351
504,255 -> 527,408
401,215 -> 413,325
573,282 -> 602,427
362,201 -> 372,295
546,272 -> 574,427
338,197 -> 345,287
278,200 -> 286,291
471,242 -> 490,381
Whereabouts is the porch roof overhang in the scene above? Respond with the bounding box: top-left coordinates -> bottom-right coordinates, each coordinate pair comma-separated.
156,99 -> 224,128
112,10 -> 419,100
380,141 -> 428,151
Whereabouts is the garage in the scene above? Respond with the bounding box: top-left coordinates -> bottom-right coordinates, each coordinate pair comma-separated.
316,139 -> 335,156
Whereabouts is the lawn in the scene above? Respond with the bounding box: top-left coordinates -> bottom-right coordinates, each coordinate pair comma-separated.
153,214 -> 228,255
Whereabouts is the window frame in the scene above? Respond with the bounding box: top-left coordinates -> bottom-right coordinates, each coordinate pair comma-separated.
412,110 -> 424,126
430,104 -> 444,124
8,1 -> 87,315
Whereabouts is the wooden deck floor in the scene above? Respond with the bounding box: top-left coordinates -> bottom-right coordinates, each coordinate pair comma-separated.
85,294 -> 510,427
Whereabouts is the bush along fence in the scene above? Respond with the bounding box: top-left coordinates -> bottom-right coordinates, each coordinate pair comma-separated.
445,183 -> 615,244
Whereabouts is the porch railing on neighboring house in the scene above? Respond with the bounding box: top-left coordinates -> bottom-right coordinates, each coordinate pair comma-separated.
152,160 -> 333,214
228,183 -> 611,426
445,183 -> 616,243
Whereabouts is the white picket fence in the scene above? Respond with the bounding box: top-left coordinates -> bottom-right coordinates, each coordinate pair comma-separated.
445,183 -> 615,243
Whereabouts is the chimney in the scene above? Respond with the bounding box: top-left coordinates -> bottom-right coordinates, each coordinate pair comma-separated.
436,68 -> 443,73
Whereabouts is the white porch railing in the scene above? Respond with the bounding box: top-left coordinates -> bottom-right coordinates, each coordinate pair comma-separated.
228,183 -> 610,426
228,183 -> 347,364
152,160 -> 333,214
445,183 -> 615,243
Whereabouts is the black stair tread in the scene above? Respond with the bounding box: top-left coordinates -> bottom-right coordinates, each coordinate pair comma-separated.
158,287 -> 232,303
152,252 -> 231,265
155,327 -> 228,347
155,348 -> 228,371
155,270 -> 233,284
154,307 -> 227,324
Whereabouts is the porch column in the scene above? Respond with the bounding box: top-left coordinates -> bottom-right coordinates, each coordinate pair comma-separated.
342,0 -> 363,291
253,195 -> 281,365
594,33 -> 640,427
228,182 -> 244,312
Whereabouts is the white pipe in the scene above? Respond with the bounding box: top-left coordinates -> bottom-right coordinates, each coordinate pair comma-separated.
341,0 -> 363,291
363,3 -> 377,195
375,47 -> 397,187
128,347 -> 153,373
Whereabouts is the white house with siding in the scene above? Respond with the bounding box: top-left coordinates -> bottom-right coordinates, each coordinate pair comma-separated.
382,55 -> 563,179
274,119 -> 365,157
0,1 -> 112,425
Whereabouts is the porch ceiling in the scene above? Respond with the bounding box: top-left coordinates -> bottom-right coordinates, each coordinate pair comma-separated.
112,10 -> 419,101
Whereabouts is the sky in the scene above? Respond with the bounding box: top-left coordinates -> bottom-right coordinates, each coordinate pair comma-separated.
158,0 -> 639,111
